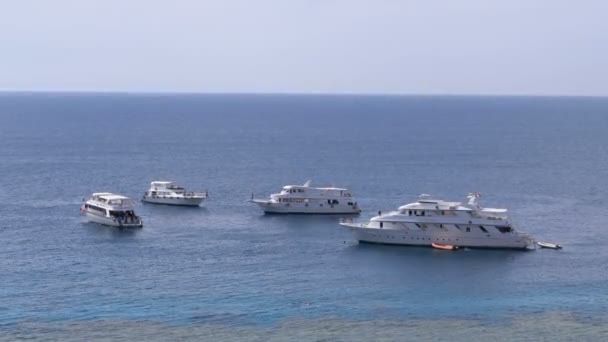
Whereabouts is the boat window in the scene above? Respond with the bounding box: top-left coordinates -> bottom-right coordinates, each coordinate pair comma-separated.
110,210 -> 126,217
479,226 -> 489,233
87,204 -> 106,213
283,198 -> 304,203
466,227 -> 471,232
496,226 -> 512,233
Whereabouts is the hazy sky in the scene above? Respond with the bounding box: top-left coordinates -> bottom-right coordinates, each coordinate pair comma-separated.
1,0 -> 607,95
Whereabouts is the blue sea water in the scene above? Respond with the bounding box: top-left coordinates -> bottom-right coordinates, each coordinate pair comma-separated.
1,93 -> 607,339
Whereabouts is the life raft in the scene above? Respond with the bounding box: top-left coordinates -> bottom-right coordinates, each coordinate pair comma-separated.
432,243 -> 459,250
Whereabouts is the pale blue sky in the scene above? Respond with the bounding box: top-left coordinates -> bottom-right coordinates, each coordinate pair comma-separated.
1,0 -> 606,95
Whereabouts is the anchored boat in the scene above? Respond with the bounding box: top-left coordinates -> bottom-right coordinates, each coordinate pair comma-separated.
142,181 -> 208,207
251,180 -> 361,214
340,193 -> 535,250
81,193 -> 143,228
537,242 -> 562,249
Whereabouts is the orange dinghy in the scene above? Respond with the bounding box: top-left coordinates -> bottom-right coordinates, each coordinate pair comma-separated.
432,243 -> 459,250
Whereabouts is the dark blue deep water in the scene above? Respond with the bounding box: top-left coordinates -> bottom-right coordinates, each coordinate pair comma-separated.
1,93 -> 607,340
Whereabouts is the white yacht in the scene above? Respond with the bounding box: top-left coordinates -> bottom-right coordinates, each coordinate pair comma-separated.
340,193 -> 535,249
81,193 -> 143,228
251,181 -> 361,214
142,181 -> 208,206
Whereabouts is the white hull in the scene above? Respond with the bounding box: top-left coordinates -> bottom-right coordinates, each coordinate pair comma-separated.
253,200 -> 361,215
341,223 -> 534,249
142,195 -> 205,207
85,211 -> 142,228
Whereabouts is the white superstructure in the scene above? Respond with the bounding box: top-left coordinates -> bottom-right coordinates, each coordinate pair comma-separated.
340,193 -> 535,249
81,193 -> 143,228
251,181 -> 361,214
142,181 -> 208,206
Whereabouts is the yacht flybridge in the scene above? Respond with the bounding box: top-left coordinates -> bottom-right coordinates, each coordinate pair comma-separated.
81,193 -> 143,228
340,193 -> 535,249
142,181 -> 208,206
251,181 -> 361,214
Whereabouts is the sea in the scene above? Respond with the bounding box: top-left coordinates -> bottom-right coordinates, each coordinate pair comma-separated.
0,93 -> 607,340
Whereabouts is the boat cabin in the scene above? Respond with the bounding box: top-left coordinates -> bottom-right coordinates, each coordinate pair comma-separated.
91,193 -> 134,208
278,184 -> 353,198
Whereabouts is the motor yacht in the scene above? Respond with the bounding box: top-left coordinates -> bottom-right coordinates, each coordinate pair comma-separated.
251,181 -> 361,214
340,193 -> 535,249
142,181 -> 208,206
81,192 -> 143,228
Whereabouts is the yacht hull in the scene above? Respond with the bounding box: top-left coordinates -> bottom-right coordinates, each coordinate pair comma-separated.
341,223 -> 533,250
85,211 -> 143,228
142,196 -> 205,207
253,200 -> 360,215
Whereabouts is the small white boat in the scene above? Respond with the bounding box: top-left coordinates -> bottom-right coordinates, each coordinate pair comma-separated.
537,242 -> 562,249
432,243 -> 459,250
142,181 -> 208,207
251,180 -> 361,214
81,193 -> 143,228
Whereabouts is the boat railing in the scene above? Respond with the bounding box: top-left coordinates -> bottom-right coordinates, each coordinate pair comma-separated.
113,203 -> 136,209
92,200 -> 135,209
145,190 -> 208,198
481,215 -> 506,221
185,191 -> 209,198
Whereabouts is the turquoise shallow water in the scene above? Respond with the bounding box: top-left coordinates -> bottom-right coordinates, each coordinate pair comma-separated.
0,93 -> 607,339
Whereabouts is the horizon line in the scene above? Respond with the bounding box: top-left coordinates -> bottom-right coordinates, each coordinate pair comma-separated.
0,89 -> 607,99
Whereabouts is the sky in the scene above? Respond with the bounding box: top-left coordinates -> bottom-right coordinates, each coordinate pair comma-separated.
1,0 -> 607,96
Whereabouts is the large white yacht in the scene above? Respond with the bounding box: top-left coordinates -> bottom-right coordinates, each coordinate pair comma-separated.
340,193 -> 535,249
142,181 -> 208,206
251,181 -> 361,214
81,193 -> 143,228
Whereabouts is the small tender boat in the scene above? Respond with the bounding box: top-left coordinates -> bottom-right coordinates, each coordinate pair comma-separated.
432,243 -> 459,250
537,242 -> 562,249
